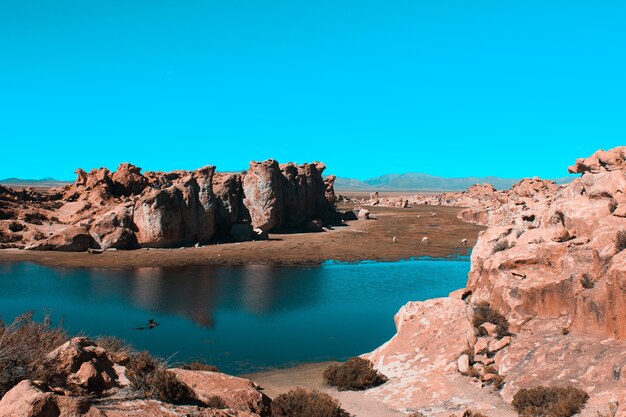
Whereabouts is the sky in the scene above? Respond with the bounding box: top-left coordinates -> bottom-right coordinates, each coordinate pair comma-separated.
1,0 -> 624,180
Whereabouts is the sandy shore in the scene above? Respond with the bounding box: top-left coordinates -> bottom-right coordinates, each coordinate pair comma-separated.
243,362 -> 405,417
0,205 -> 483,269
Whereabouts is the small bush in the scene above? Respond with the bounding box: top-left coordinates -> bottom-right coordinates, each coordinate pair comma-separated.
448,412 -> 488,417
0,312 -> 67,396
616,230 -> 626,252
472,302 -> 510,338
126,351 -> 197,405
24,212 -> 47,224
512,386 -> 589,417
95,336 -> 132,355
271,388 -> 351,417
180,361 -> 219,372
492,240 -> 510,253
323,357 -> 387,391
561,327 -> 570,336
7,221 -> 24,232
580,274 -> 594,289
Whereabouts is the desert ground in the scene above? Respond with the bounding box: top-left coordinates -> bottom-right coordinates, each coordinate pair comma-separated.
0,203 -> 484,269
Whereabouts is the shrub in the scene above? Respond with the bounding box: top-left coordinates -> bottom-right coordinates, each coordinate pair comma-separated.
492,240 -> 510,253
0,312 -> 67,396
24,212 -> 47,224
580,274 -> 594,289
448,412 -> 488,417
180,361 -> 219,372
126,351 -> 197,405
7,221 -> 24,232
512,386 -> 589,417
561,327 -> 570,336
95,336 -> 132,355
271,388 -> 351,417
472,302 -> 510,338
323,357 -> 387,391
616,230 -> 626,252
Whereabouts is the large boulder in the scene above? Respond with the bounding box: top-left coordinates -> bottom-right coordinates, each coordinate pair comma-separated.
26,226 -> 94,252
111,163 -> 148,197
44,337 -> 120,394
171,369 -> 271,416
242,160 -> 283,232
90,205 -> 137,250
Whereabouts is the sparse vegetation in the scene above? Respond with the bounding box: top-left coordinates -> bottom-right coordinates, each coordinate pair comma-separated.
616,230 -> 626,252
180,361 -> 219,372
492,240 -> 511,253
0,312 -> 67,397
512,386 -> 589,417
271,387 -> 351,417
449,411 -> 488,417
323,357 -> 387,391
482,366 -> 504,389
126,351 -> 197,405
580,273 -> 594,289
472,302 -> 510,339
24,212 -> 48,225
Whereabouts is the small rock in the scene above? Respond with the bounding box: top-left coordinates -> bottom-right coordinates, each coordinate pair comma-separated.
489,336 -> 511,352
457,354 -> 470,373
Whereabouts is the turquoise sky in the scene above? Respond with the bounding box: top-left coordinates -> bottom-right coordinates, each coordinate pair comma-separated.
1,0 -> 624,180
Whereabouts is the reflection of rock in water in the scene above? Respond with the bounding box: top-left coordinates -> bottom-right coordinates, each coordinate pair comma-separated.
128,266 -> 219,328
240,265 -> 276,315
103,264 -> 325,327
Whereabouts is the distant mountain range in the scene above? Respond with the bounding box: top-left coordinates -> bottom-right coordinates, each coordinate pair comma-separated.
1,173 -> 576,192
0,177 -> 72,187
334,173 -> 575,192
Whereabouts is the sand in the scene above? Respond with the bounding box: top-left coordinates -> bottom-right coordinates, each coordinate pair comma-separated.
0,205 -> 483,269
243,362 -> 405,417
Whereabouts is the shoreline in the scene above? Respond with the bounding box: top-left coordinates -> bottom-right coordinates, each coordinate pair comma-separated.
0,205 -> 484,270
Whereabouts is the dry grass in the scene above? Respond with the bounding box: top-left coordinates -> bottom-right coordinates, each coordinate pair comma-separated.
472,302 -> 510,338
126,351 -> 198,406
180,362 -> 219,372
271,388 -> 351,417
616,230 -> 626,252
512,386 -> 589,417
0,312 -> 67,396
323,357 -> 387,391
580,273 -> 594,289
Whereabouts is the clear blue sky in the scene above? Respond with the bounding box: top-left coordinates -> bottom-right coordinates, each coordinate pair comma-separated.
1,0 -> 624,180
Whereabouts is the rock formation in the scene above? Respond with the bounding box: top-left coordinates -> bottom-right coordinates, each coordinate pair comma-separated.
0,336 -> 270,417
0,159 -> 341,251
364,147 -> 626,416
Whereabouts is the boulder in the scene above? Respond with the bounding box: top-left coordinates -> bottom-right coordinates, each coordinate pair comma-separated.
243,160 -> 283,232
171,369 -> 271,416
111,163 -> 147,197
27,226 -> 94,252
44,337 -> 120,394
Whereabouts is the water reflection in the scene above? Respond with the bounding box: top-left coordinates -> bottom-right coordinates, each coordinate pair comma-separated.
0,259 -> 469,374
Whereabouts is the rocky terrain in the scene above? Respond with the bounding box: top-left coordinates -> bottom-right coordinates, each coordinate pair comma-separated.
0,160 -> 340,251
360,147 -> 626,416
0,335 -> 273,417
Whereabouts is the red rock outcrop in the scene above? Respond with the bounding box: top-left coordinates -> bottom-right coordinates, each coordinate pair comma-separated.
0,159 -> 341,251
365,147 -> 626,416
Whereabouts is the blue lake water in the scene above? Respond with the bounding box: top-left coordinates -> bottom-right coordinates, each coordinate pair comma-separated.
0,258 -> 469,375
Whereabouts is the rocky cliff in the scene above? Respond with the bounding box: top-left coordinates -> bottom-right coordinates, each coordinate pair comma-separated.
0,160 -> 339,251
364,147 -> 626,416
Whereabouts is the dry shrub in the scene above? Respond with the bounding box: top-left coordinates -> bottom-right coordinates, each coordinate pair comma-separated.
616,230 -> 626,252
126,351 -> 197,405
94,336 -> 132,362
492,240 -> 510,253
0,312 -> 67,396
512,386 -> 589,417
472,302 -> 510,338
180,361 -> 219,372
323,357 -> 387,391
271,387 -> 351,417
580,273 -> 594,289
449,412 -> 488,417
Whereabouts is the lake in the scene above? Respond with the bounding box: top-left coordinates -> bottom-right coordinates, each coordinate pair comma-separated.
0,257 -> 469,374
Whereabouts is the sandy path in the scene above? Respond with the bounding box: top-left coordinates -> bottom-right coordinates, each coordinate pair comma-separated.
243,362 -> 405,417
0,205 -> 484,269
